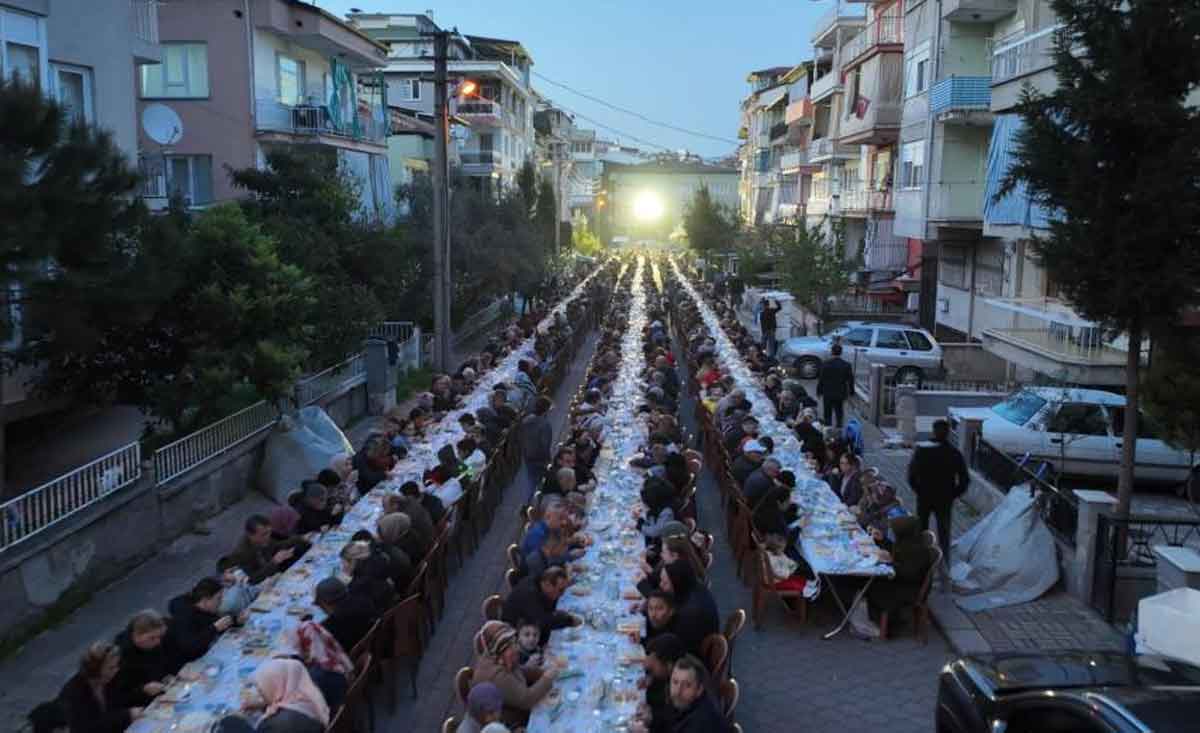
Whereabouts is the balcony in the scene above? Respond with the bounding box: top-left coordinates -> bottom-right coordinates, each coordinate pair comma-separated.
978,298 -> 1134,385
130,0 -> 162,64
785,97 -> 814,126
840,181 -> 868,215
839,100 -> 902,145
942,0 -> 1018,24
841,13 -> 904,67
927,181 -> 986,224
255,99 -> 388,146
455,100 -> 510,127
809,137 -> 859,163
460,151 -> 506,176
992,25 -> 1062,86
769,121 -> 789,142
863,229 -> 909,272
779,148 -> 810,173
254,0 -> 387,68
930,76 -> 993,123
812,1 -> 867,45
810,69 -> 841,102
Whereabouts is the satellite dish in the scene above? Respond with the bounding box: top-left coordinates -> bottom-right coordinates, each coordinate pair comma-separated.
142,103 -> 183,145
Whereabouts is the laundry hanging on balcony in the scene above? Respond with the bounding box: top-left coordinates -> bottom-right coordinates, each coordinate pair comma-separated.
327,58 -> 361,138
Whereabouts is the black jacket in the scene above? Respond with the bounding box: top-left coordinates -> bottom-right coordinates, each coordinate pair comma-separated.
816,356 -> 854,402
58,674 -> 131,733
669,693 -> 729,733
110,630 -> 177,708
907,439 -> 970,508
795,421 -> 826,458
674,586 -> 720,659
501,575 -> 574,646
742,467 -> 775,510
322,592 -> 378,653
296,502 -> 337,534
730,455 -> 760,485
166,594 -> 220,666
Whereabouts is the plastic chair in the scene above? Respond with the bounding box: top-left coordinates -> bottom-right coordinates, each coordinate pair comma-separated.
481,594 -> 503,621
700,633 -> 728,684
454,666 -> 473,707
722,609 -> 746,677
718,677 -> 740,722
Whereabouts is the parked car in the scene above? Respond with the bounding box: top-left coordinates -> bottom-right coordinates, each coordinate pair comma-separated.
937,651 -> 1200,733
778,321 -> 944,386
947,387 -> 1195,485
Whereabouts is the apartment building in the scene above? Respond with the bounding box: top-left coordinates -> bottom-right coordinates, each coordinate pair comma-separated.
533,99 -> 576,231
777,63 -> 816,225
2,0 -> 162,420
736,66 -> 791,227
893,0 -> 1127,384
135,0 -> 393,220
352,13 -> 535,192
566,127 -> 600,218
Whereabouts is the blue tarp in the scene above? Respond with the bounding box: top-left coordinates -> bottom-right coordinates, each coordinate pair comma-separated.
983,113 -> 1052,230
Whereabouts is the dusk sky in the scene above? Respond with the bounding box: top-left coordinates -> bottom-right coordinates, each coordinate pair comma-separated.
317,0 -> 832,158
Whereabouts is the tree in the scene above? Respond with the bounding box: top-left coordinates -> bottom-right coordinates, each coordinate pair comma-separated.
571,212 -> 603,256
1141,340 -> 1200,499
534,178 -> 558,252
516,159 -> 538,215
774,220 -> 857,323
1000,0 -> 1200,516
682,185 -> 738,255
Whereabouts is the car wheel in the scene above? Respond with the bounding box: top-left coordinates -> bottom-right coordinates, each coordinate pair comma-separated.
798,357 -> 821,380
896,366 -> 923,388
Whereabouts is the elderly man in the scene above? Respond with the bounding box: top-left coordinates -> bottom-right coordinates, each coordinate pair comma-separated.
743,457 -> 782,509
500,567 -> 581,645
230,514 -> 306,584
794,407 -> 827,458
519,496 -> 565,557
731,439 -> 767,485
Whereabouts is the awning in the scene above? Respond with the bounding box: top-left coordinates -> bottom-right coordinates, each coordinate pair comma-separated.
983,113 -> 1052,230
758,86 -> 787,111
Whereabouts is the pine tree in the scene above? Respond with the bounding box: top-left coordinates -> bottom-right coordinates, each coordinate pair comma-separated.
1001,0 -> 1200,516
683,185 -> 737,255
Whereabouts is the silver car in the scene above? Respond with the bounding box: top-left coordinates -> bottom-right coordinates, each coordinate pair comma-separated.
779,322 -> 944,385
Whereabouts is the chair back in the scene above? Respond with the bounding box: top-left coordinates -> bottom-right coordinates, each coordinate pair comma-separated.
350,618 -> 381,662
722,609 -> 746,647
382,593 -> 426,659
700,633 -> 729,681
454,666 -> 473,706
507,543 -> 523,571
327,652 -> 373,733
441,716 -> 460,733
917,545 -> 943,604
505,567 -> 519,589
921,528 -> 938,549
719,678 -> 740,721
481,594 -> 503,621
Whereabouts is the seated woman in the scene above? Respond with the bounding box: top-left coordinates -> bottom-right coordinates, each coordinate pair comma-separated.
268,505 -> 302,543
858,482 -> 907,541
228,658 -> 329,733
110,611 -> 175,708
278,620 -> 354,709
638,476 -> 681,543
864,517 -> 936,626
294,481 -> 343,535
339,541 -> 397,614
59,643 -> 143,733
658,560 -> 719,659
470,621 -> 558,728
424,444 -> 463,487
378,511 -> 428,568
353,435 -> 395,494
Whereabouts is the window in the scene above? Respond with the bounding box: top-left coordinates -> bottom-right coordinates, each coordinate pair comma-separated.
905,331 -> 934,351
905,41 -> 931,97
276,54 -> 305,105
2,8 -> 44,87
166,155 -> 213,206
900,141 -> 924,189
395,78 -> 420,101
992,390 -> 1048,426
940,244 -> 968,289
51,64 -> 93,126
842,327 -> 874,347
875,329 -> 910,350
975,244 -> 1006,296
141,43 -> 209,98
1047,403 -> 1110,437
1109,407 -> 1160,440
478,133 -> 493,152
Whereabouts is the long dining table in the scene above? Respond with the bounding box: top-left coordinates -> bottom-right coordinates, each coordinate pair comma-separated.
126,267 -> 605,733
669,258 -> 894,638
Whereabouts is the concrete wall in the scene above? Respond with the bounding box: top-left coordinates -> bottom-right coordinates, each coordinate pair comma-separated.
940,342 -> 1009,382
0,385 -> 369,647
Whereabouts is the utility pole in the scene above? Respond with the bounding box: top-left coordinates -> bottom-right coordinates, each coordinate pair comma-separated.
430,29 -> 451,371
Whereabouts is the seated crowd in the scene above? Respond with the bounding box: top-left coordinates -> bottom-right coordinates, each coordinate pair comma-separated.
30,264 -> 615,733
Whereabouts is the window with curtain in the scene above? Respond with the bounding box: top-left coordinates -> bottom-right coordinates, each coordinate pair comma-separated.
939,244 -> 968,289
277,54 -> 305,105
2,8 -> 43,87
166,155 -> 213,206
141,43 -> 209,98
52,64 -> 92,125
900,141 -> 924,189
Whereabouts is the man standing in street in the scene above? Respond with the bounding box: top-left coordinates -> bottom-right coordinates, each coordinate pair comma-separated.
759,298 -> 781,357
816,344 -> 854,428
907,419 -> 969,565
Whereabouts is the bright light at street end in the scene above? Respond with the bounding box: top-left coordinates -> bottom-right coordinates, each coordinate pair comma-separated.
633,190 -> 665,222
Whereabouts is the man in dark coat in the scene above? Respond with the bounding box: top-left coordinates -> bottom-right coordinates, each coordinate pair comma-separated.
759,299 -> 781,357
315,577 -> 377,654
665,655 -> 730,732
730,441 -> 766,485
166,578 -> 232,666
816,343 -> 854,428
907,419 -> 969,563
229,515 -> 306,584
500,567 -> 580,645
742,457 -> 781,509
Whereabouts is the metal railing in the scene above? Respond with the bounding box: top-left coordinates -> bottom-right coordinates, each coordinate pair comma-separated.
1,442 -> 142,551
812,1 -> 867,42
992,24 -> 1062,85
769,121 -> 789,141
842,12 -> 904,64
930,75 -> 992,115
460,151 -> 501,166
294,352 -> 366,407
254,99 -> 387,144
863,240 -> 908,271
368,321 -> 415,343
131,0 -> 159,45
154,401 -> 279,485
1092,513 -> 1200,622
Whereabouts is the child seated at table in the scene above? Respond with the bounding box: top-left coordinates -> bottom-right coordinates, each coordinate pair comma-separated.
216,556 -> 259,617
515,620 -> 543,668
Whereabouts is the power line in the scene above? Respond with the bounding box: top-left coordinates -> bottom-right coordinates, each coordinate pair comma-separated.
533,71 -> 740,145
551,103 -> 676,152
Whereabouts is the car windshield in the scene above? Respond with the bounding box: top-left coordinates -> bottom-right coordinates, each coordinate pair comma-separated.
992,390 -> 1048,426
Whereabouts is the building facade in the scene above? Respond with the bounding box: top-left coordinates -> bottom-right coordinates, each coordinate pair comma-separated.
136,0 -> 393,220
601,159 -> 739,244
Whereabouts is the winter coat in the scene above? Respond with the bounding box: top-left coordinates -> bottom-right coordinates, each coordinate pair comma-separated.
166,594 -> 221,666
110,630 -> 177,708
471,653 -> 555,728
907,439 -> 970,508
321,593 -> 378,655
501,575 -> 575,646
58,674 -> 131,733
816,356 -> 854,402
520,413 -> 554,464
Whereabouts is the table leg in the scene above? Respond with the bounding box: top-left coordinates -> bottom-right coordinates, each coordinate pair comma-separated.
823,577 -> 875,640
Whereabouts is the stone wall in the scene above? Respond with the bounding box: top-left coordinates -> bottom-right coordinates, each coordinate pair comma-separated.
940,342 -> 1009,382
0,383 -> 369,649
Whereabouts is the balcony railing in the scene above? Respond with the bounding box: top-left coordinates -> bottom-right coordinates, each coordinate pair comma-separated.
769,121 -> 789,141
255,99 -> 388,144
864,217 -> 908,270
810,69 -> 840,101
785,97 -> 814,126
131,0 -> 159,45
992,24 -> 1062,85
456,100 -> 508,124
812,1 -> 867,43
979,297 -> 1134,374
460,151 -> 503,167
928,181 -> 986,222
779,148 -> 809,172
841,12 -> 904,65
809,137 -> 858,161
930,76 -> 992,115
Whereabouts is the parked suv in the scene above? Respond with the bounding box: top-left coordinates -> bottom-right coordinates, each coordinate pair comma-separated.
937,651 -> 1200,733
779,322 -> 944,386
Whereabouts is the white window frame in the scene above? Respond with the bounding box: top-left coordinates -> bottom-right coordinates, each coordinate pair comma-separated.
50,62 -> 94,125
905,41 -> 932,98
276,52 -> 306,106
1,8 -> 49,89
165,154 -> 213,207
141,42 -> 209,99
900,140 -> 925,190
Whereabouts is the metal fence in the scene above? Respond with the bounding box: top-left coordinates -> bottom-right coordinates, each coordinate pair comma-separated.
294,352 -> 367,407
368,321 -> 415,344
1092,514 -> 1200,622
1,442 -> 142,551
153,401 -> 279,486
971,437 -> 1078,548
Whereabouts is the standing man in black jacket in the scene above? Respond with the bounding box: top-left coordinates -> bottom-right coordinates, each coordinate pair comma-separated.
907,419 -> 969,565
816,343 -> 854,428
759,299 -> 781,357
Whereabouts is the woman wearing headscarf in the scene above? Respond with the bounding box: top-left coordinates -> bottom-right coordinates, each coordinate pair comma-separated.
339,541 -> 396,614
859,482 -> 907,540
277,620 -> 354,709
470,621 -> 558,728
659,560 -> 719,658
248,658 -> 329,733
268,505 -> 302,542
378,511 -> 428,566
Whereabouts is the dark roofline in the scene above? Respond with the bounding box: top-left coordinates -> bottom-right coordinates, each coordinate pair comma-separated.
604,161 -> 738,175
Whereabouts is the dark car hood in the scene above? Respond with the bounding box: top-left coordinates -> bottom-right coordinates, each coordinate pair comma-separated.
965,651 -> 1200,693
